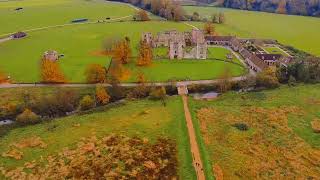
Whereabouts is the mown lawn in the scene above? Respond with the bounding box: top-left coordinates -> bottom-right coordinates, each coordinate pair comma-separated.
0,96 -> 196,179
183,6 -> 320,56
262,46 -> 289,56
208,46 -> 242,64
188,84 -> 320,179
0,0 -> 137,36
126,59 -> 245,82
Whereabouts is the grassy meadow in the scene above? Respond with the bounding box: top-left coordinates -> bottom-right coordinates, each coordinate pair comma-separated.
0,21 -> 245,83
188,84 -> 320,179
183,6 -> 320,56
0,96 -> 196,179
0,0 -> 137,36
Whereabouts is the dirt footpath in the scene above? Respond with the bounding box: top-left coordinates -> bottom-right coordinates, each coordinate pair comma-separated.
181,95 -> 205,180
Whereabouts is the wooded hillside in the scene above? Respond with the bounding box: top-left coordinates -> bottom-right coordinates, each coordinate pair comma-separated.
194,0 -> 320,16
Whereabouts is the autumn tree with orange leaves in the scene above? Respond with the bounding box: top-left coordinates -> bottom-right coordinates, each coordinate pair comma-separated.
40,59 -> 66,83
0,70 -> 8,84
276,0 -> 287,14
204,22 -> 216,35
85,64 -> 107,83
112,38 -> 132,64
134,10 -> 150,21
108,59 -> 125,81
136,40 -> 153,66
95,85 -> 110,105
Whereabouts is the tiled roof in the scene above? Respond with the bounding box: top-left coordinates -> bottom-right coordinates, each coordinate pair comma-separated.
205,36 -> 234,41
256,54 -> 282,61
250,55 -> 269,70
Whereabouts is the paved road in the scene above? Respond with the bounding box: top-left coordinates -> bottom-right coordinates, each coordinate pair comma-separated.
0,15 -> 133,38
181,95 -> 206,180
0,36 -> 13,44
0,76 -> 247,89
184,22 -> 199,30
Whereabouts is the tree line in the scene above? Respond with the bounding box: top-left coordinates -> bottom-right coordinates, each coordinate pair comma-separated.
109,0 -> 186,21
196,0 -> 320,17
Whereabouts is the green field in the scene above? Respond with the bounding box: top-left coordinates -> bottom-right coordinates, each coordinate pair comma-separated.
0,21 -> 245,83
0,0 -> 247,83
183,6 -> 320,56
0,96 -> 196,179
188,84 -> 320,179
0,0 -> 137,36
127,59 -> 245,82
262,46 -> 289,56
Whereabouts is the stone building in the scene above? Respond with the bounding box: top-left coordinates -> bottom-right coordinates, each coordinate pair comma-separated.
142,29 -> 207,60
204,35 -> 293,72
169,41 -> 184,59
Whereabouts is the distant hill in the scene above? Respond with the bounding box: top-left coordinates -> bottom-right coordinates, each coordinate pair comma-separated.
193,0 -> 320,17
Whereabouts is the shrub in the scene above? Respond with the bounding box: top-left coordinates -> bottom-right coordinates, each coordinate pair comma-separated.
232,123 -> 249,131
95,85 -> 110,105
109,76 -> 124,100
127,86 -> 150,99
134,10 -> 150,21
16,109 -> 40,124
149,86 -> 166,100
256,67 -> 280,89
85,64 -> 107,83
0,102 -> 23,119
288,75 -> 297,86
30,89 -> 79,117
55,89 -> 79,113
0,70 -> 8,83
79,95 -> 95,111
238,74 -> 256,90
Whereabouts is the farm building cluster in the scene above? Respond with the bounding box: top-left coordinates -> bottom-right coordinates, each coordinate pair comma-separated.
205,36 -> 293,72
142,29 -> 293,72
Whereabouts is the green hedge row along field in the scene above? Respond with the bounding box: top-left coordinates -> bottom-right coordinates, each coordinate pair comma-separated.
183,6 -> 320,56
0,96 -> 196,179
188,84 -> 320,179
0,21 -> 246,83
0,0 -> 137,36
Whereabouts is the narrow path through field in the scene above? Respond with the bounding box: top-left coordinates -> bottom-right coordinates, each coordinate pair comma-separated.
184,22 -> 199,30
0,1 -> 138,38
0,15 -> 133,38
181,94 -> 205,180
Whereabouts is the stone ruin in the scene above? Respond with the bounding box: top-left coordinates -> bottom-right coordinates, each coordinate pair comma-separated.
43,50 -> 59,61
142,29 -> 207,60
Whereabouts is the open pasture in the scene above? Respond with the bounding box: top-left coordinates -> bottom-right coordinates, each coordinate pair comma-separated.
0,0 -> 137,36
189,84 -> 320,179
